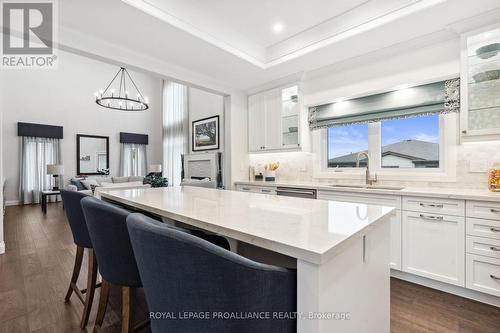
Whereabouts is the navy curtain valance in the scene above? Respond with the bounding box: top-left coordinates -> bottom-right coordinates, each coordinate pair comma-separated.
120,132 -> 148,145
17,122 -> 63,139
308,78 -> 460,130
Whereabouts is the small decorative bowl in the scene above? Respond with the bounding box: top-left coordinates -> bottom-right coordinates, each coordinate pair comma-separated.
473,70 -> 500,83
476,43 -> 500,59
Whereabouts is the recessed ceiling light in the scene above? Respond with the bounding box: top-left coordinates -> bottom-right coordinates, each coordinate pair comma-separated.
272,23 -> 284,33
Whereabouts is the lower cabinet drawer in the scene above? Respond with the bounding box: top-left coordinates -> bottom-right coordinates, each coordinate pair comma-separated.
466,254 -> 500,297
466,200 -> 500,220
466,217 -> 500,240
236,185 -> 276,195
403,196 -> 464,216
466,236 -> 500,259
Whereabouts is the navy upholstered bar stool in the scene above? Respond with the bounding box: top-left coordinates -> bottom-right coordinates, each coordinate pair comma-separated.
127,213 -> 297,333
60,189 -> 99,329
81,196 -> 148,333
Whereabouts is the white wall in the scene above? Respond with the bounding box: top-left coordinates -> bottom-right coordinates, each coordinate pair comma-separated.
226,93 -> 249,188
185,87 -> 249,189
1,50 -> 163,204
246,38 -> 500,189
188,87 -> 224,153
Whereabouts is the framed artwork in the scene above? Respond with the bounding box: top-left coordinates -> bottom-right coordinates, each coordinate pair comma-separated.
192,115 -> 219,151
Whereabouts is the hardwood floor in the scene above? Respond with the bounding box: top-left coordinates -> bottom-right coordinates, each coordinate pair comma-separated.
0,203 -> 149,333
1,203 -> 500,332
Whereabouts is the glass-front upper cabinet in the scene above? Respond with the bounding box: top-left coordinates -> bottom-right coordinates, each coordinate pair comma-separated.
461,27 -> 500,138
281,85 -> 300,148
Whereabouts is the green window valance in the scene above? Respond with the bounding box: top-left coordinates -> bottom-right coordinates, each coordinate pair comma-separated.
308,78 -> 460,130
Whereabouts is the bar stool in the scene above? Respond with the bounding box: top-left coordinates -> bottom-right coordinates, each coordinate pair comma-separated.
60,190 -> 99,328
81,196 -> 148,333
126,213 -> 297,333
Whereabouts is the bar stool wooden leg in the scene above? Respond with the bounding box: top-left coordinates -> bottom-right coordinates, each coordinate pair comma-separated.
65,246 -> 84,302
93,279 -> 110,333
121,287 -> 135,333
80,249 -> 98,328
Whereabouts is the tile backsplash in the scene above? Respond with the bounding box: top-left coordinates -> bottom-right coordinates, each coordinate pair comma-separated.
248,141 -> 500,189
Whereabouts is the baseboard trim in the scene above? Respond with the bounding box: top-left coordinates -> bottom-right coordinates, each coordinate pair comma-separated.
5,200 -> 20,206
0,241 -> 5,254
391,269 -> 500,308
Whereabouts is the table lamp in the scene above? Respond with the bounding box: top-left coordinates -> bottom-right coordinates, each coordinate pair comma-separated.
47,164 -> 64,191
148,164 -> 162,174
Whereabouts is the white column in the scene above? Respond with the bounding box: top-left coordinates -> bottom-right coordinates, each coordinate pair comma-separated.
297,217 -> 391,333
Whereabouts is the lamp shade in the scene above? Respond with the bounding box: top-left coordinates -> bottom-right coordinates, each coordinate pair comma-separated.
148,164 -> 162,173
47,164 -> 64,175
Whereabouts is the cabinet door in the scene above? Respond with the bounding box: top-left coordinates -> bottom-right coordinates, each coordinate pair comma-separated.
461,28 -> 500,138
402,211 -> 465,286
317,190 -> 401,270
263,89 -> 282,150
281,85 -> 300,148
390,210 -> 402,270
248,93 -> 266,152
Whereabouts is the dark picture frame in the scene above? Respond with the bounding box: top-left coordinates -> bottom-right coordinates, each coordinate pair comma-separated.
76,134 -> 110,175
192,115 -> 219,151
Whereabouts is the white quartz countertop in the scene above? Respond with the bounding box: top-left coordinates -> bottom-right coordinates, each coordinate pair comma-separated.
100,186 -> 394,264
234,180 -> 500,202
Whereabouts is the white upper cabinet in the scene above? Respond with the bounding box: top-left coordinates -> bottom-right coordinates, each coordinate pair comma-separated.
248,93 -> 266,151
461,26 -> 500,139
248,85 -> 300,152
264,89 -> 282,150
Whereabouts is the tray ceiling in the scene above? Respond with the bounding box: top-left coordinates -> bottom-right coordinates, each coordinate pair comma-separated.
122,0 -> 446,68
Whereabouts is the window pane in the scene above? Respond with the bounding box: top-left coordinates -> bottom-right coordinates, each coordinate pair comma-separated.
327,124 -> 369,168
381,115 -> 439,168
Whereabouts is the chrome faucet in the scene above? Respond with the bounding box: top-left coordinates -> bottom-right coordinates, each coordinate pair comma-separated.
356,152 -> 377,185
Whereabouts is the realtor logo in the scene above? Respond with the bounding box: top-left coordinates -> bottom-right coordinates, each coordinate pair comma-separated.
1,0 -> 58,69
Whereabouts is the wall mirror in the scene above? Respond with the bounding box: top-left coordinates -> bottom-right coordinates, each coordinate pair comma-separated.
77,134 -> 109,175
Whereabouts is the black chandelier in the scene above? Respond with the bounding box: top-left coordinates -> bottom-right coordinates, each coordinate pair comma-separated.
95,67 -> 149,111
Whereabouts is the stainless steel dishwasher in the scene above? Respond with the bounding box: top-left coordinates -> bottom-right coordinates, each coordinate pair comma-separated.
276,187 -> 317,199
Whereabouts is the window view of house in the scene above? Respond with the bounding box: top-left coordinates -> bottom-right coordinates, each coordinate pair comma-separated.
327,115 -> 440,168
327,124 -> 368,167
381,115 -> 439,168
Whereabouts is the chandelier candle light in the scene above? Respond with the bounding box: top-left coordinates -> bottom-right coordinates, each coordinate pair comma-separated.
95,67 -> 149,111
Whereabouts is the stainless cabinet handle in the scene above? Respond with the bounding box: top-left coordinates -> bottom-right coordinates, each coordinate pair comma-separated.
490,274 -> 500,281
419,203 -> 444,208
490,246 -> 500,252
241,187 -> 251,191
261,189 -> 271,193
490,227 -> 500,233
490,208 -> 500,213
419,214 -> 444,221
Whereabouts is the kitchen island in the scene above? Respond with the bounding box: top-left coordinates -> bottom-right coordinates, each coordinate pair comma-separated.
100,186 -> 394,333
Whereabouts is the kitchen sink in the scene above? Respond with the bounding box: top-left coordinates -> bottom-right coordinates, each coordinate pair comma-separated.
329,184 -> 404,190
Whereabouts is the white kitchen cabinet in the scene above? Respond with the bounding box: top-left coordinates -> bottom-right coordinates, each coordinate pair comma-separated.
403,196 -> 465,217
318,190 -> 402,270
264,89 -> 282,150
235,184 -> 277,195
402,211 -> 465,286
460,26 -> 500,139
248,85 -> 300,152
466,200 -> 500,220
248,93 -> 266,151
466,254 -> 500,297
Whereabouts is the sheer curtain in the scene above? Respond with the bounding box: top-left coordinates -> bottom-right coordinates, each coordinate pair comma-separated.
19,137 -> 61,204
120,143 -> 147,177
163,80 -> 188,186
